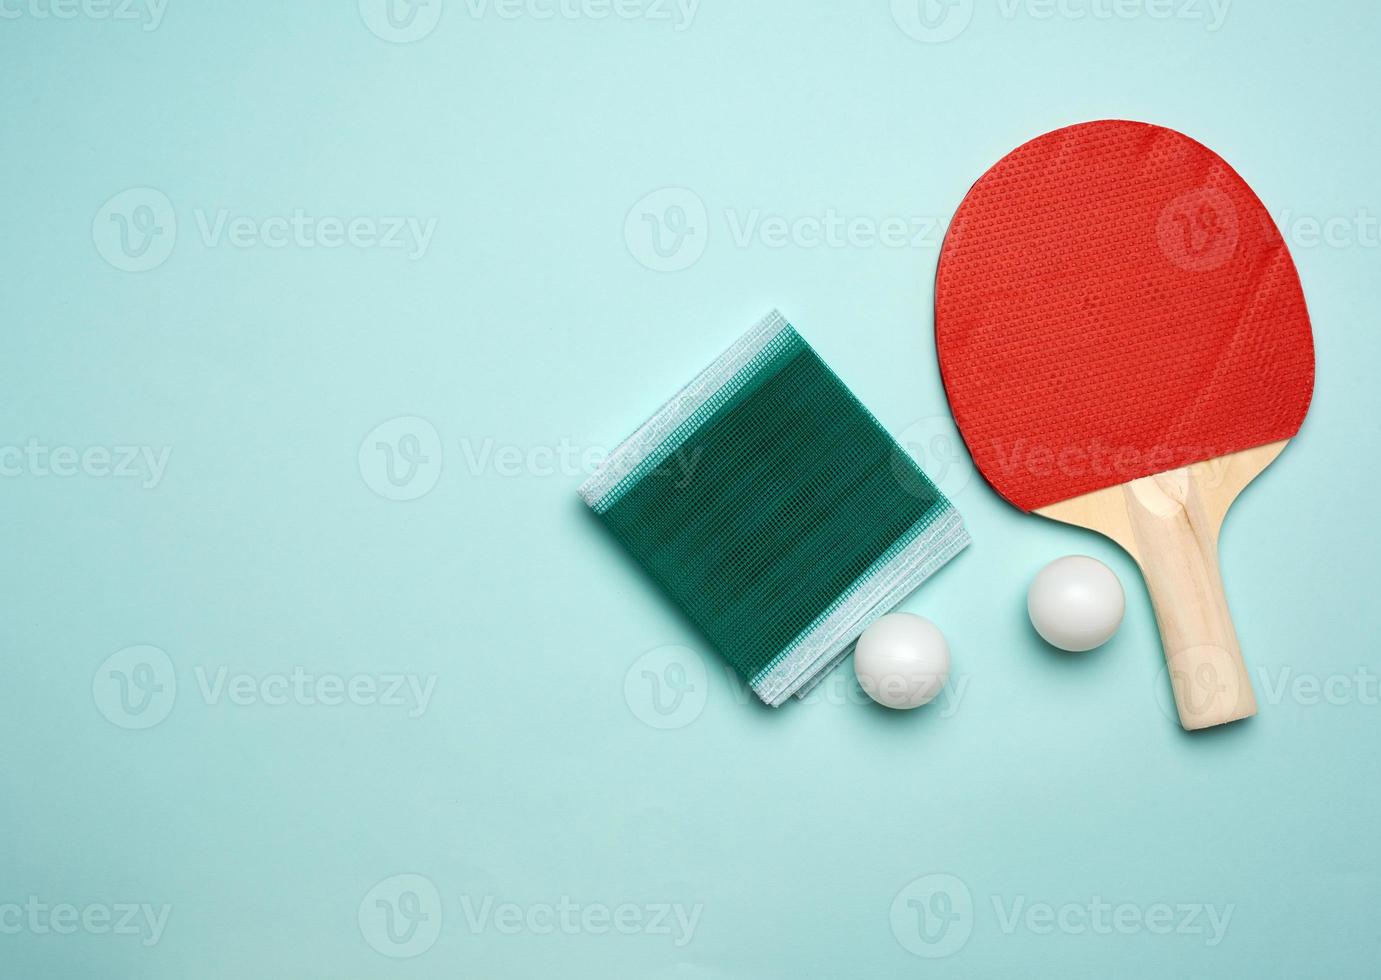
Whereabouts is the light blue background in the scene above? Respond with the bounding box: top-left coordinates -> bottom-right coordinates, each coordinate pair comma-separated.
3,1 -> 1379,977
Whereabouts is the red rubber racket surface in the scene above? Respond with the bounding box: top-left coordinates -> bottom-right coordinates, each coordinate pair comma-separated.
935,120 -> 1314,512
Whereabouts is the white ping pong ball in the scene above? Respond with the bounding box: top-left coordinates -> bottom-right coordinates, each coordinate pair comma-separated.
853,613 -> 950,710
1027,555 -> 1125,652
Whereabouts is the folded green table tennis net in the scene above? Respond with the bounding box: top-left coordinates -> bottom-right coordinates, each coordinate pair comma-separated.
581,311 -> 970,706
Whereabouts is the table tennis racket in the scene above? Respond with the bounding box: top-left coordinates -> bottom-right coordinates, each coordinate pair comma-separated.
935,120 -> 1314,730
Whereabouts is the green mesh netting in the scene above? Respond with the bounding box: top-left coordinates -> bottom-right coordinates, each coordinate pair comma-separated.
583,315 -> 968,705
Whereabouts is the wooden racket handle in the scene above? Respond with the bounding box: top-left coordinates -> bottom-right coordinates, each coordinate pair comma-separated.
1036,443 -> 1288,729
1123,468 -> 1257,730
